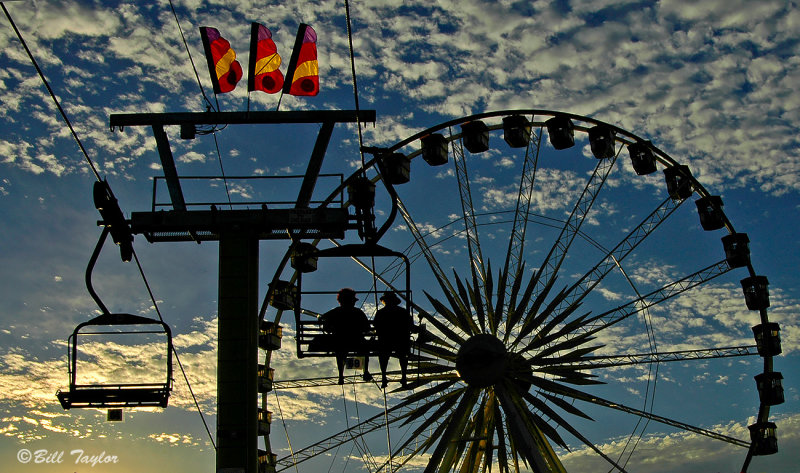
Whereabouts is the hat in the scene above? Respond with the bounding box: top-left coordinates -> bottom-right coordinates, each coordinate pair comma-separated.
380,291 -> 401,305
337,288 -> 358,301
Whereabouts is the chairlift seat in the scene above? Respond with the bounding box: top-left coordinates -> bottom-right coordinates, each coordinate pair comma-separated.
58,384 -> 171,409
297,319 -> 379,358
57,312 -> 173,410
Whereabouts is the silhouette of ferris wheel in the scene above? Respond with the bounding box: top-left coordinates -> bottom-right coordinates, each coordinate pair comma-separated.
259,109 -> 782,473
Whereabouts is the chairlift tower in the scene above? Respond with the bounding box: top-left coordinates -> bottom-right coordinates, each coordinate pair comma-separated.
108,109 -> 376,473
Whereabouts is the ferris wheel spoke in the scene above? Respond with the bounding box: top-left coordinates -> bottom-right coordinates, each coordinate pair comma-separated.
523,390 -> 630,473
495,383 -> 567,472
578,259 -> 734,337
522,151 -> 619,327
501,126 -> 542,313
565,390 -> 750,448
529,194 -> 687,344
538,345 -> 760,372
450,130 -> 489,316
423,387 -> 481,473
275,390 -> 431,472
396,199 -> 458,299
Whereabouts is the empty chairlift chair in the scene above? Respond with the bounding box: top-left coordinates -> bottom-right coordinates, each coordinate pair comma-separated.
57,312 -> 173,409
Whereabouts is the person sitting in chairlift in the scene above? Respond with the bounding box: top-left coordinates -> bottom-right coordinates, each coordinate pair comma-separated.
320,288 -> 372,385
373,291 -> 416,389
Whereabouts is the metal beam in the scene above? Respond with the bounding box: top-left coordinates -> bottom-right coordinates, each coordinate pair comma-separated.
110,110 -> 376,128
538,345 -> 760,371
296,121 -> 335,208
151,125 -> 186,211
568,391 -> 750,448
130,208 -> 351,242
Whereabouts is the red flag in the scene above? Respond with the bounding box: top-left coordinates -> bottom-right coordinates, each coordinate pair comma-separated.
200,27 -> 242,94
283,24 -> 319,96
248,23 -> 284,94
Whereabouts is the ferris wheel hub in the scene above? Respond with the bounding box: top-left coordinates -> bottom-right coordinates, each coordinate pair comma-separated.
456,334 -> 509,388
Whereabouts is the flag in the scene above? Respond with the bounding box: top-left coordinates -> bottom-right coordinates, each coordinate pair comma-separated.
199,26 -> 242,94
283,23 -> 319,96
248,23 -> 284,94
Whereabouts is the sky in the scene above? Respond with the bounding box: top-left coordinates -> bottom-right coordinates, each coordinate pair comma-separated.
1,0 -> 799,472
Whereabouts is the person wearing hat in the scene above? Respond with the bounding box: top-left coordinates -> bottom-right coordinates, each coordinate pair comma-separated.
320,288 -> 372,384
373,291 -> 416,389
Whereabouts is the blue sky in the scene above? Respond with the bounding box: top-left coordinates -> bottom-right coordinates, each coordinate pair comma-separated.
1,1 -> 798,472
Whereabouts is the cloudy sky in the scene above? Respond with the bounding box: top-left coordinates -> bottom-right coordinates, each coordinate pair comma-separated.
1,0 -> 798,472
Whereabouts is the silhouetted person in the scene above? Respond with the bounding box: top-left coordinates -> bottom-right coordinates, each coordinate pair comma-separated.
320,288 -> 372,384
373,291 -> 415,389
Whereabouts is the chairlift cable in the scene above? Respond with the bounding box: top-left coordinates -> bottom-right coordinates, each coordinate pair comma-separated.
165,0 -> 233,207
167,0 -> 215,112
344,0 -> 366,168
211,131 -> 234,209
350,377 -> 379,471
382,389 -> 393,472
132,249 -> 217,449
2,3 -> 101,182
272,389 -> 301,473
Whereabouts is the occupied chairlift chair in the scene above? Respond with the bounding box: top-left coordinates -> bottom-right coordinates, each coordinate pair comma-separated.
282,243 -> 413,360
57,181 -> 174,410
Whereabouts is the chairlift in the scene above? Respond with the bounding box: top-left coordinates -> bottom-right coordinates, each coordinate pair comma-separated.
57,312 -> 174,409
285,243 -> 412,360
56,223 -> 174,410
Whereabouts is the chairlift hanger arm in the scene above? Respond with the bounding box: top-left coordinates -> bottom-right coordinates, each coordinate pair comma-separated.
86,226 -> 111,315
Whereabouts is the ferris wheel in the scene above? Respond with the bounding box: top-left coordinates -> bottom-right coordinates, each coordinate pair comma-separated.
256,110 -> 782,473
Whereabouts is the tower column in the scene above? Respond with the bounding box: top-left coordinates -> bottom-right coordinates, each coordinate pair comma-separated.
217,231 -> 260,473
